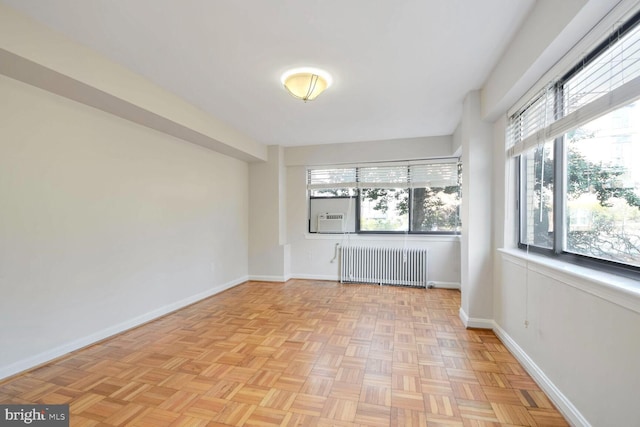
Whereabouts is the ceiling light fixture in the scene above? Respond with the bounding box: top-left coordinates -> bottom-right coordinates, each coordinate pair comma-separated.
281,67 -> 332,102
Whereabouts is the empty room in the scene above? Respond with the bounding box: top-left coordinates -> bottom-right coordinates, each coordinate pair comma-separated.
1,1 -> 639,426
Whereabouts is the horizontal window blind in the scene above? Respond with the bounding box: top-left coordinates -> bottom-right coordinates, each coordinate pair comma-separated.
507,11 -> 640,158
410,163 -> 458,188
307,168 -> 357,190
563,21 -> 640,115
358,166 -> 408,188
506,87 -> 556,154
307,161 -> 459,190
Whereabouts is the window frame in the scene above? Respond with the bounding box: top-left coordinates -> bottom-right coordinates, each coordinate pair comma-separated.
307,161 -> 461,236
513,10 -> 640,278
356,186 -> 410,234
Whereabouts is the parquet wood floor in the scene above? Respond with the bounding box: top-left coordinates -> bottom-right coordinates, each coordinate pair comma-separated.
0,280 -> 568,426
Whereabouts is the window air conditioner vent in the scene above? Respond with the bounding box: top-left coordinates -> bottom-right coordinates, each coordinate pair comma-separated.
317,213 -> 345,233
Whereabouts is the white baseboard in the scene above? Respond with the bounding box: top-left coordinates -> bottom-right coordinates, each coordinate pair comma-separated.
0,276 -> 247,381
493,323 -> 589,427
458,307 -> 494,329
428,281 -> 461,290
248,275 -> 287,282
456,314 -> 589,425
289,274 -> 340,282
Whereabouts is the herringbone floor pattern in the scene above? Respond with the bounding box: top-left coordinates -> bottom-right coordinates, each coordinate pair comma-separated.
0,280 -> 568,426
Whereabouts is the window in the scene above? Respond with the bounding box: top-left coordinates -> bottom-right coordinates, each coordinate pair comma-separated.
520,141 -> 554,250
564,105 -> 640,267
508,10 -> 640,275
359,188 -> 408,232
307,161 -> 461,234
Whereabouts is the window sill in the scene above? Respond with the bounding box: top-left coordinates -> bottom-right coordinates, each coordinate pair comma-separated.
498,247 -> 640,314
306,233 -> 461,242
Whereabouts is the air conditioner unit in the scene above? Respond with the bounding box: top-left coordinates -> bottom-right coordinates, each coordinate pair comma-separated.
317,213 -> 345,233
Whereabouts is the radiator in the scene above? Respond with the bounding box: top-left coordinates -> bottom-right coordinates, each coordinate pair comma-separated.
340,246 -> 429,288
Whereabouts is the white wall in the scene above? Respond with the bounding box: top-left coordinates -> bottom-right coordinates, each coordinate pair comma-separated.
249,145 -> 290,281
459,91 -> 494,326
285,136 -> 453,166
0,75 -> 249,378
496,252 -> 640,426
285,139 -> 461,285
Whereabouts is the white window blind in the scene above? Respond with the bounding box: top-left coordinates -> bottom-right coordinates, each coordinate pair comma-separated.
307,168 -> 357,190
506,87 -> 556,155
358,166 -> 409,188
507,18 -> 640,158
564,22 -> 640,115
307,162 -> 459,190
410,163 -> 458,188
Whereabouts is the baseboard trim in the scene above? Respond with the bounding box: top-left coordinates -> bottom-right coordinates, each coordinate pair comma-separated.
458,307 -> 494,329
493,323 -> 590,427
0,276 -> 247,381
248,275 -> 287,282
428,281 -> 461,290
289,274 -> 340,281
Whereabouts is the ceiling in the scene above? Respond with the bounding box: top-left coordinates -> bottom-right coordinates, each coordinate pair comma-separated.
1,0 -> 535,147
